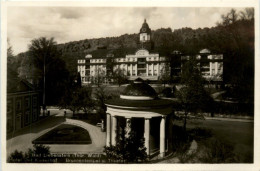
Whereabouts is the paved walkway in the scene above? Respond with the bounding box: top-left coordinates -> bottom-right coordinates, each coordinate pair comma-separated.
6,110 -> 106,157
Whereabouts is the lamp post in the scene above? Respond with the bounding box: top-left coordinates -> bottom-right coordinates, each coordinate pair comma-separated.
43,54 -> 46,116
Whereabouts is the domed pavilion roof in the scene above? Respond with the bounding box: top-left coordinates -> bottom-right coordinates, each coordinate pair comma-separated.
105,79 -> 173,111
121,81 -> 157,98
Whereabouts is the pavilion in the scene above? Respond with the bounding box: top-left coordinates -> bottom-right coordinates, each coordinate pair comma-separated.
105,80 -> 174,158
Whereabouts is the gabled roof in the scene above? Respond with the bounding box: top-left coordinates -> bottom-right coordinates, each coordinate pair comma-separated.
7,66 -> 36,93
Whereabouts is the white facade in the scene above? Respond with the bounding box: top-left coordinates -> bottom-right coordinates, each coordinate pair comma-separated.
77,48 -> 168,83
140,33 -> 150,42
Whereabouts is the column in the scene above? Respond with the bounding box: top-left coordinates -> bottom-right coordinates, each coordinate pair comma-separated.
125,117 -> 131,138
215,62 -> 218,75
111,116 -> 117,146
130,64 -> 133,76
160,116 -> 166,158
144,118 -> 150,156
106,114 -> 111,146
157,63 -> 160,76
146,64 -> 149,76
210,62 -> 212,76
135,64 -> 137,76
152,63 -> 154,76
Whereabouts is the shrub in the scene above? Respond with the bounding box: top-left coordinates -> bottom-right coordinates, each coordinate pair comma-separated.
161,87 -> 173,97
8,145 -> 51,163
188,127 -> 212,141
199,138 -> 238,163
104,131 -> 147,163
8,150 -> 25,163
171,125 -> 191,153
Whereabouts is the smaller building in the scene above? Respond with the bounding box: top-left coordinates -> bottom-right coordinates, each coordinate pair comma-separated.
7,71 -> 40,133
171,49 -> 223,82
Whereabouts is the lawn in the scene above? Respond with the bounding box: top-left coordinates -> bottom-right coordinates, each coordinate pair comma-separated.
173,119 -> 254,163
32,124 -> 92,144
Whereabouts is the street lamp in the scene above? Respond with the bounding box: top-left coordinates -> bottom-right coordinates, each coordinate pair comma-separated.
43,53 -> 47,116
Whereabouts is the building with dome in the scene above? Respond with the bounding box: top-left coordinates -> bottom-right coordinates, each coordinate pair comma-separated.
105,80 -> 174,158
77,19 -> 223,84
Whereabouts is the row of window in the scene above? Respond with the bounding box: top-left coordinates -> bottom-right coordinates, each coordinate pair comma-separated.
181,55 -> 223,60
7,96 -> 38,113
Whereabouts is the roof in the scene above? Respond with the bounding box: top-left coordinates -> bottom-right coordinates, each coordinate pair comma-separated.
7,65 -> 36,93
105,98 -> 173,109
200,49 -> 211,54
121,82 -> 157,97
139,19 -> 151,34
7,78 -> 35,93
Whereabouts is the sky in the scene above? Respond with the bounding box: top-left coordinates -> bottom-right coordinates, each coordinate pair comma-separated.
7,7 -> 244,55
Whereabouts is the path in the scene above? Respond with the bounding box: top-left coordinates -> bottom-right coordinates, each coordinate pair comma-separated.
6,109 -> 106,158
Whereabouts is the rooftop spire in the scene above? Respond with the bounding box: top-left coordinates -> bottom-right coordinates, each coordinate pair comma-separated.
144,18 -> 146,23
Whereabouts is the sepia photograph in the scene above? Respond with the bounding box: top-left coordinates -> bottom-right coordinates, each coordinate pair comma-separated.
1,1 -> 259,170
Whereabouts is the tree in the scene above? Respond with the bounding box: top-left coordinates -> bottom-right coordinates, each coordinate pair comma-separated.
78,85 -> 95,114
94,86 -> 111,120
8,144 -> 50,163
113,68 -> 128,87
76,72 -> 82,88
24,37 -> 70,107
177,59 -> 214,131
92,67 -> 106,87
159,64 -> 171,87
104,129 -> 147,163
217,8 -> 254,103
59,87 -> 81,117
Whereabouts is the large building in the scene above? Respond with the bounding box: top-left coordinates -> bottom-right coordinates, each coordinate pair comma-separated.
77,19 -> 223,84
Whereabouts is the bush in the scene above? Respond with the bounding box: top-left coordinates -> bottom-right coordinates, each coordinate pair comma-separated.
8,145 -> 51,163
8,150 -> 25,163
171,125 -> 191,153
188,127 -> 212,141
104,131 -> 147,163
199,138 -> 238,163
161,87 -> 173,97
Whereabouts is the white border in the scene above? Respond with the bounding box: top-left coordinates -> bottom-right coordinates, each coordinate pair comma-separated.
1,0 -> 259,171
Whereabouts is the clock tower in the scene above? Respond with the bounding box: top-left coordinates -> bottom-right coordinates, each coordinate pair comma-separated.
138,19 -> 153,50
139,19 -> 151,43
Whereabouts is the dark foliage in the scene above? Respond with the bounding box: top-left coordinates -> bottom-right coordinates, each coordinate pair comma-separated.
199,138 -> 238,163
104,129 -> 147,163
8,144 -> 50,163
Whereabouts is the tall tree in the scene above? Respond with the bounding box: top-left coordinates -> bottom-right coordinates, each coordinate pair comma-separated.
113,68 -> 128,87
159,64 -> 171,87
26,37 -> 70,107
177,59 -> 213,131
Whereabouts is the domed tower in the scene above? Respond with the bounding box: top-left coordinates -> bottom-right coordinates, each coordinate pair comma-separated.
140,19 -> 151,43
138,19 -> 154,50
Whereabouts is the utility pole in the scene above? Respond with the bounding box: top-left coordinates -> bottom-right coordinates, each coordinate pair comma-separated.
43,54 -> 46,116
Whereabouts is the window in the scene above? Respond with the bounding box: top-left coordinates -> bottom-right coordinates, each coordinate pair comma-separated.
16,99 -> 22,110
143,36 -> 145,41
33,97 -> 37,107
25,111 -> 30,125
148,70 -> 152,76
212,69 -> 215,75
25,97 -> 30,108
33,109 -> 37,122
7,100 -> 12,113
